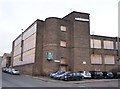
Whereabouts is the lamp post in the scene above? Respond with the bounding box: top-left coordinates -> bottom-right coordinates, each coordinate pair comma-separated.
92,31 -> 95,71
92,31 -> 94,54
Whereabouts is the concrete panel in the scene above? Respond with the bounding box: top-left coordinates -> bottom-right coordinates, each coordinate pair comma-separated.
14,44 -> 21,56
14,36 -> 22,47
23,23 -> 37,40
13,48 -> 35,66
23,33 -> 36,52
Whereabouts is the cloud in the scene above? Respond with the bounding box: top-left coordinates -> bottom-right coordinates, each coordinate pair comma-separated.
0,0 -> 119,55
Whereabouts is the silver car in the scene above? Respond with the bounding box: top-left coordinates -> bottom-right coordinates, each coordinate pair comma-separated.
9,68 -> 20,75
79,71 -> 91,79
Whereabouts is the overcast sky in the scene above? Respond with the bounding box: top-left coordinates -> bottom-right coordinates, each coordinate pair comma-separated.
0,0 -> 119,56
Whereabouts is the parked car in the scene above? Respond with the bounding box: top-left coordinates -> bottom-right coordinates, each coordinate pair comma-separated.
79,71 -> 91,79
2,67 -> 6,72
55,72 -> 82,81
60,72 -> 82,81
3,67 -> 20,75
102,72 -> 114,79
52,71 -> 66,79
5,67 -> 10,73
49,70 -> 65,78
10,69 -> 20,75
112,72 -> 120,79
2,67 -> 7,72
58,72 -> 72,80
90,71 -> 103,79
117,72 -> 120,78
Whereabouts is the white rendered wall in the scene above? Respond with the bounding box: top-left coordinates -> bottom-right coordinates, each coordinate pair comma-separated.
13,23 -> 36,66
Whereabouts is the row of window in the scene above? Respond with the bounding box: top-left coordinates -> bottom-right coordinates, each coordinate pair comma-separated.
60,26 -> 118,49
14,33 -> 36,57
60,26 -> 67,47
91,39 -> 119,49
91,54 -> 115,64
60,39 -> 118,49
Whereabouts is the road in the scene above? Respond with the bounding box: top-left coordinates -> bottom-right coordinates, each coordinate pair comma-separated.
2,73 -> 76,87
2,72 -> 119,87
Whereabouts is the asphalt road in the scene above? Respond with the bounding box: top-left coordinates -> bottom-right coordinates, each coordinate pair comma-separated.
2,72 -> 120,87
2,73 -> 76,87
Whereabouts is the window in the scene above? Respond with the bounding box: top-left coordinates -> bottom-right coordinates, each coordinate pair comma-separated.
104,55 -> 115,64
75,18 -> 89,22
91,54 -> 102,64
60,26 -> 66,31
104,41 -> 114,49
60,41 -> 66,47
90,39 -> 101,49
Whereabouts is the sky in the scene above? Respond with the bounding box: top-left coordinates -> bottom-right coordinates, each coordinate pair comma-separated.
0,0 -> 119,56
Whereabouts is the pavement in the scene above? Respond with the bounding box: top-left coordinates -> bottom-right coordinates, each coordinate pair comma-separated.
31,75 -> 118,84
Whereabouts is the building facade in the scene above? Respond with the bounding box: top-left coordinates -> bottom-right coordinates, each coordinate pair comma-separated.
90,35 -> 119,71
2,53 -> 12,68
12,11 -> 119,76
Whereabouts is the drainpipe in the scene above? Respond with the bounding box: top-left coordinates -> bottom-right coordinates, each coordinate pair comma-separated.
21,29 -> 24,61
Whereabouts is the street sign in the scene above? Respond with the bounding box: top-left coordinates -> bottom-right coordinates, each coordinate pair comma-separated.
45,52 -> 54,61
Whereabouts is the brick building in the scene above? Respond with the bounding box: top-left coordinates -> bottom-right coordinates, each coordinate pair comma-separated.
12,11 -> 119,76
2,53 -> 12,68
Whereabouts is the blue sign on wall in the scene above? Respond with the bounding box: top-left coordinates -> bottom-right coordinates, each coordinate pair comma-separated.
46,52 -> 54,61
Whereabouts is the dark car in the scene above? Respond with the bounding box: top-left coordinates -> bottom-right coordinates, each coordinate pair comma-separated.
102,72 -> 114,79
90,71 -> 103,79
2,67 -> 9,73
112,72 -> 120,79
112,72 -> 117,79
2,67 -> 6,72
71,72 -> 83,81
61,72 -> 82,81
53,71 -> 69,80
117,72 -> 120,78
59,72 -> 72,80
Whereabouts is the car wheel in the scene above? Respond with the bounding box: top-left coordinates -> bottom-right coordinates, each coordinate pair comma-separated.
78,78 -> 80,81
58,78 -> 61,80
104,76 -> 107,79
81,76 -> 84,79
64,78 -> 68,81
